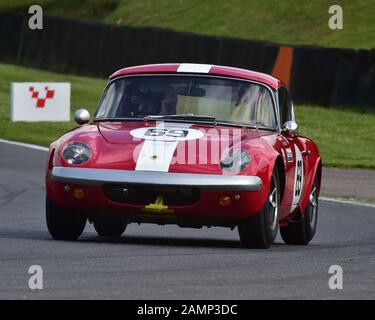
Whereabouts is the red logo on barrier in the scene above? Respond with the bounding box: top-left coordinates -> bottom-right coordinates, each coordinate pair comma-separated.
29,86 -> 55,108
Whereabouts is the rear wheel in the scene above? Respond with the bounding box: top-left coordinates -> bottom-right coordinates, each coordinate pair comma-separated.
46,196 -> 86,240
93,217 -> 127,238
238,168 -> 280,249
280,174 -> 319,245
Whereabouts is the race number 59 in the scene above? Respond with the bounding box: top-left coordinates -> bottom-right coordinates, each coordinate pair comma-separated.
145,128 -> 189,138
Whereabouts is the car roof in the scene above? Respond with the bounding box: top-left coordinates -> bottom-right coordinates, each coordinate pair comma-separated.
109,63 -> 283,90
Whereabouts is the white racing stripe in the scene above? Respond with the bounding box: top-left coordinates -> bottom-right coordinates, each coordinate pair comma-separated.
135,140 -> 179,172
135,123 -> 193,172
177,63 -> 213,73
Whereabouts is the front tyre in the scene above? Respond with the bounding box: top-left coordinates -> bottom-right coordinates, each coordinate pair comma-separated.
280,174 -> 319,245
238,168 -> 280,249
46,196 -> 86,240
93,217 -> 127,238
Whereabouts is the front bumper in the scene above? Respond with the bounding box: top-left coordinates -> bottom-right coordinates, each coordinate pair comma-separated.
51,167 -> 263,192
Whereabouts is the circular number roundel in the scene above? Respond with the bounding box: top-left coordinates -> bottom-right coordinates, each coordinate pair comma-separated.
130,126 -> 204,141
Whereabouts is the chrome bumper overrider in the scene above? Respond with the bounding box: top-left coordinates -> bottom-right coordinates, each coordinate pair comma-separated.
51,167 -> 263,192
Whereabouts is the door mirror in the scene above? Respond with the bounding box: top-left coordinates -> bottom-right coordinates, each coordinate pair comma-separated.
74,108 -> 90,125
282,121 -> 298,138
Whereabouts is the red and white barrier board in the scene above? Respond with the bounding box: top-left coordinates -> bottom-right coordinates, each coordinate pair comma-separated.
11,83 -> 70,121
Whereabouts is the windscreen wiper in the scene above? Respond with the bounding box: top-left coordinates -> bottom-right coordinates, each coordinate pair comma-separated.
144,114 -> 216,123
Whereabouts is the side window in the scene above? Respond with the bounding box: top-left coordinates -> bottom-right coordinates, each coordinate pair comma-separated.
278,87 -> 293,125
256,87 -> 277,129
96,81 -> 128,118
96,84 -> 115,118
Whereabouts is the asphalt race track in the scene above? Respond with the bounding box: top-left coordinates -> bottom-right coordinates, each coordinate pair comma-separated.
0,141 -> 374,299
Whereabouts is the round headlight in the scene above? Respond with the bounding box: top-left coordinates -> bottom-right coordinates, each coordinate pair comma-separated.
63,142 -> 92,165
220,149 -> 251,173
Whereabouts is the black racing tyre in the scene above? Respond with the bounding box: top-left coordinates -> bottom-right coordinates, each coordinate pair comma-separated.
46,196 -> 86,241
238,168 -> 280,249
93,217 -> 127,238
280,175 -> 319,245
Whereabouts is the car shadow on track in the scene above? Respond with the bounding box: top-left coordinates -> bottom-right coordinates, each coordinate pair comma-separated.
82,234 -> 245,249
80,234 -> 309,251
0,228 -> 326,251
0,228 -> 244,248
0,229 -> 51,241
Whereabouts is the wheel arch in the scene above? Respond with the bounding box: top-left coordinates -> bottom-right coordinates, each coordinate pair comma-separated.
315,159 -> 322,195
274,155 -> 286,203
299,156 -> 322,214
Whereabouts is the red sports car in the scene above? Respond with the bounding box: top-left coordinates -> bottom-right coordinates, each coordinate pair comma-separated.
45,63 -> 321,248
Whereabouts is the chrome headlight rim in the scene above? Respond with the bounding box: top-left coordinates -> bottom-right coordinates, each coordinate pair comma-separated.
220,149 -> 252,173
62,142 -> 92,165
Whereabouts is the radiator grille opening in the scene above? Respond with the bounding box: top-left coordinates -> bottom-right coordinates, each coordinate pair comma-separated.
103,184 -> 200,205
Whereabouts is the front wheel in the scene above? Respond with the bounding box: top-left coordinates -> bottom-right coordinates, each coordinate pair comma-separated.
238,168 -> 280,249
280,175 -> 319,245
93,217 -> 127,238
46,196 -> 86,240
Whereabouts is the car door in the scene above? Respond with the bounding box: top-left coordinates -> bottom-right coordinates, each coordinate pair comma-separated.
277,87 -> 304,214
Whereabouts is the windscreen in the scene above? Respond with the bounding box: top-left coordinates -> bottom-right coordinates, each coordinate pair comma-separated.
95,75 -> 277,128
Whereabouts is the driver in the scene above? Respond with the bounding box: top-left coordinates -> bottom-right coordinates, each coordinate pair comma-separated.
134,90 -> 163,117
160,84 -> 178,115
132,84 -> 178,117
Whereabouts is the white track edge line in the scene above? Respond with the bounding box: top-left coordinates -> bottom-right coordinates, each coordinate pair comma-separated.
320,197 -> 375,208
0,138 -> 49,152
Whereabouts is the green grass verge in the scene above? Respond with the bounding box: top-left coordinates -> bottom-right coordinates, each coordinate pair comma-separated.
1,0 -> 374,49
296,105 -> 375,168
0,63 -> 374,168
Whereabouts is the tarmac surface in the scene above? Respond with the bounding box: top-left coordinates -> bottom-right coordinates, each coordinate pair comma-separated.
322,167 -> 375,202
0,141 -> 374,299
